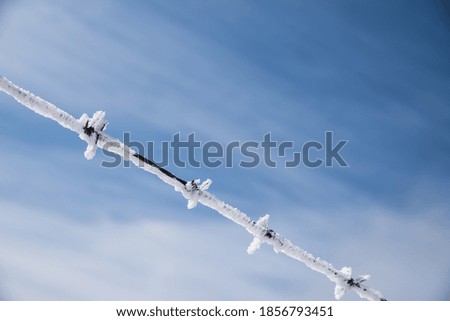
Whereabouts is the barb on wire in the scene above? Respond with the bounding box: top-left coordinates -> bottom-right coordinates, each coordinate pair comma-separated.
0,76 -> 386,301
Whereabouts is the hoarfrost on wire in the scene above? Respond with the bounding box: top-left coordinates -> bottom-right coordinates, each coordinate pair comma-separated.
0,76 -> 386,301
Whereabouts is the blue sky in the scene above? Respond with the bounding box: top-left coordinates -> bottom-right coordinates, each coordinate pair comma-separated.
0,0 -> 449,300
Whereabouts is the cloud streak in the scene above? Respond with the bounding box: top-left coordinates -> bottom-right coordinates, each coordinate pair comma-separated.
0,0 -> 449,300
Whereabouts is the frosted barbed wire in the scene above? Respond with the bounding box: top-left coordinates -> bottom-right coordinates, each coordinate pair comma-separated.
0,76 -> 386,301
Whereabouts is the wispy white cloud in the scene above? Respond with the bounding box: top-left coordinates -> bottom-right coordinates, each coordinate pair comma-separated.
1,193 -> 448,300
0,0 -> 449,300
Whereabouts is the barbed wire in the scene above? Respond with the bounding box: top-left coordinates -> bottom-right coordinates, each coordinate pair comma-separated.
0,75 -> 386,301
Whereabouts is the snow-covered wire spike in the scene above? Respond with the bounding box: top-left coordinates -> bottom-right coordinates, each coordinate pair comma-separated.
185,178 -> 213,209
334,266 -> 352,300
355,274 -> 371,284
185,179 -> 200,209
185,179 -> 200,192
185,178 -> 212,192
0,76 -> 387,301
247,214 -> 270,254
198,178 -> 212,191
79,111 -> 108,160
333,267 -> 373,300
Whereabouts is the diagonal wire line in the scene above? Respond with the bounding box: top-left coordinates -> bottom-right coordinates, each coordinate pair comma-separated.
0,75 -> 386,301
